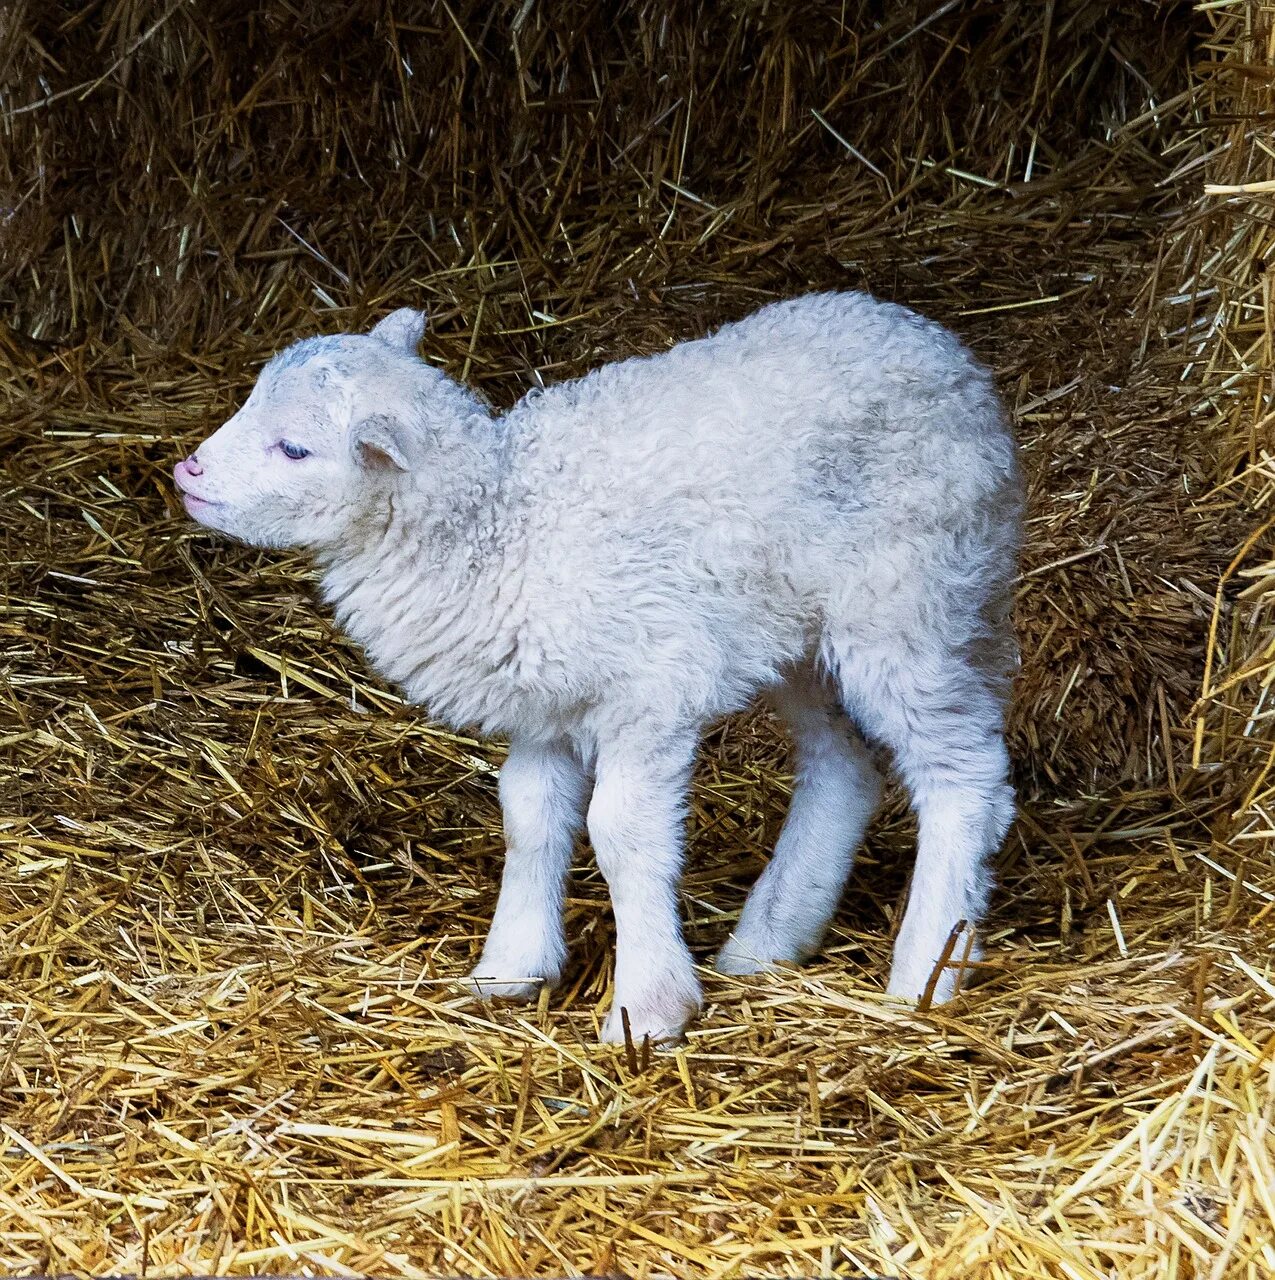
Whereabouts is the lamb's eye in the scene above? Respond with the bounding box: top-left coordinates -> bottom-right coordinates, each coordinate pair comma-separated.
279,441 -> 310,460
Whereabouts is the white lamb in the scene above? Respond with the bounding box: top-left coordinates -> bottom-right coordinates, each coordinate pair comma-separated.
174,292 -> 1023,1044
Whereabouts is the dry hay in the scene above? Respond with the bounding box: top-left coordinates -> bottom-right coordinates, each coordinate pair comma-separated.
1,1 -> 1273,1276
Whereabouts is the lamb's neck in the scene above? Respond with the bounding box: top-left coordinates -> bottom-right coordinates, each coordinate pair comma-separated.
316,448 -> 527,728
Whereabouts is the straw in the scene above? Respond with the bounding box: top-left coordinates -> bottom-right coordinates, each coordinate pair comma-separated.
2,2 -> 1273,1276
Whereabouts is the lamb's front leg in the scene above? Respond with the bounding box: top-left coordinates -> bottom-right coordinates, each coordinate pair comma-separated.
465,737 -> 588,1000
588,731 -> 702,1045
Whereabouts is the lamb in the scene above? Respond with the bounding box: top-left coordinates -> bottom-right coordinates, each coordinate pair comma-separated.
174,292 -> 1023,1045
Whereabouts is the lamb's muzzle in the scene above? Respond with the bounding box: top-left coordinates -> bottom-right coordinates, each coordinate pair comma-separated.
178,291 -> 1023,1045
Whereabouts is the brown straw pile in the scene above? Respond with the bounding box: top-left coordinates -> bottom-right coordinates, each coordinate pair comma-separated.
2,2 -> 1273,1275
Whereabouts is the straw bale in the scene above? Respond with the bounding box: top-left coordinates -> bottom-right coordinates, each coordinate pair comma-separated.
1,2 -> 1272,1276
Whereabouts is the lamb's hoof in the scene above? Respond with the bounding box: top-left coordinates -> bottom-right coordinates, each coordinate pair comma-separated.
600,980 -> 702,1047
714,933 -> 812,976
887,950 -> 979,1006
460,972 -> 550,1002
600,1007 -> 689,1047
714,939 -> 770,976
886,973 -> 949,1006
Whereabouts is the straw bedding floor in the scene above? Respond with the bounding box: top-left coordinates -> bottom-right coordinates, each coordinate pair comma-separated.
2,2 -> 1274,1277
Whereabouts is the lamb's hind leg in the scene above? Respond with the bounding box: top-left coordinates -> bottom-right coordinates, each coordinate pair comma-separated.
464,736 -> 588,1000
832,645 -> 1014,1004
716,666 -> 882,975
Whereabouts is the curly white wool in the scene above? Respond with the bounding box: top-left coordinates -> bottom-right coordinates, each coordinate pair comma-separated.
178,292 -> 1023,1043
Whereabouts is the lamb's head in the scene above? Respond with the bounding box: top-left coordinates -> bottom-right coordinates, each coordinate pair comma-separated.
174,308 -> 446,550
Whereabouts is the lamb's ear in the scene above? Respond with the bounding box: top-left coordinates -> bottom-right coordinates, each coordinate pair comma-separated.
351,414 -> 410,471
369,307 -> 427,354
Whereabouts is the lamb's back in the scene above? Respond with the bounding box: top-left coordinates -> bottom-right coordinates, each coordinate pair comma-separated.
505,291 -> 1013,538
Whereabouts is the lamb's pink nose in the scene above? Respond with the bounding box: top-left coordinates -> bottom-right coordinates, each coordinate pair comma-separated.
179,454 -> 203,478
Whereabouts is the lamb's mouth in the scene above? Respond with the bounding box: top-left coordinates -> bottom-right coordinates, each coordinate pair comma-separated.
178,488 -> 221,512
